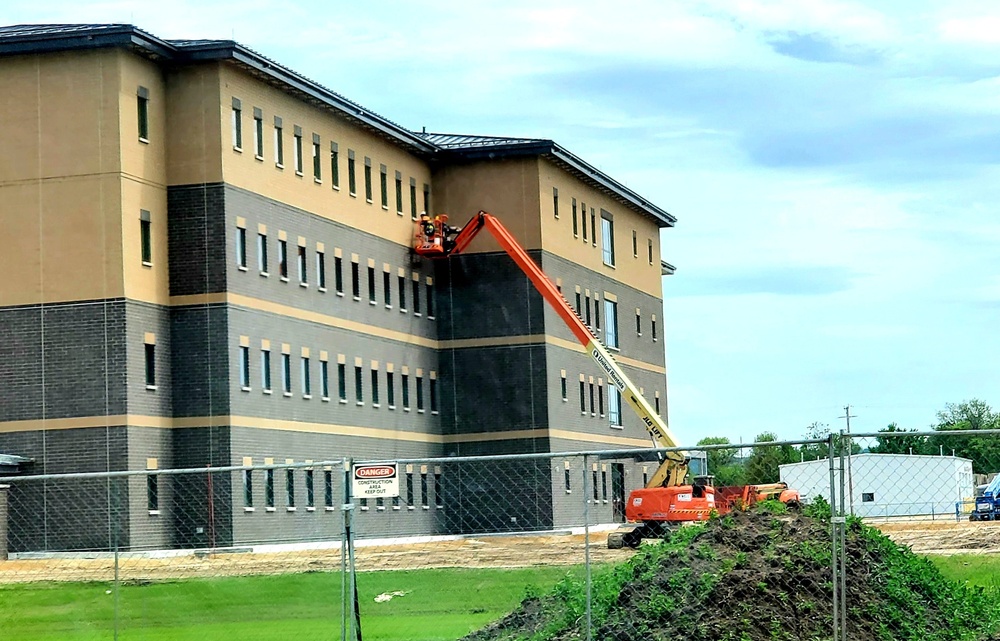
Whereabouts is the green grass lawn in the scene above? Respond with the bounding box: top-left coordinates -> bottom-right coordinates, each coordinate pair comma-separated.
0,566 -> 586,641
930,554 -> 1000,589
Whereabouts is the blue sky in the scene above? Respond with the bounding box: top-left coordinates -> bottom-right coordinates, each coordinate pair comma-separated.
6,1 -> 999,445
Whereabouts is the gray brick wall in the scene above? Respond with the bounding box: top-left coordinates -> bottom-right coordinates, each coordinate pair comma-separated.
168,183 -> 228,296
169,305 -> 231,418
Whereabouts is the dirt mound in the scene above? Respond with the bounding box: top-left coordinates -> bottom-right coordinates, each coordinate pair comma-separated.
463,507 -> 1000,641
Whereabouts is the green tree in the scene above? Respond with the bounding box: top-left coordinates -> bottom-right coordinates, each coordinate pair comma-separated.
927,399 -> 1000,473
696,436 -> 747,486
797,421 -> 860,462
870,422 -> 928,455
745,432 -> 797,484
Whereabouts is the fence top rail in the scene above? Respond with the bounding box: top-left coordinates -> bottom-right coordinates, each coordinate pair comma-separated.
848,428 -> 1000,439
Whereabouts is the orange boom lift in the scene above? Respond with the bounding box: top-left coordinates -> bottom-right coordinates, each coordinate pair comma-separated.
415,211 -> 715,548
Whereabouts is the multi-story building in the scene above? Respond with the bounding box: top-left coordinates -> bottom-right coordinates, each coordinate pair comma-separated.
0,24 -> 676,551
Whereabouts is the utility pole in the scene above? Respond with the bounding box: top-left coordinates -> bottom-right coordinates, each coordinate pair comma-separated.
839,405 -> 857,515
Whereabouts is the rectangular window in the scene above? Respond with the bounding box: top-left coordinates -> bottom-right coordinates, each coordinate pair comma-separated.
862,492 -> 875,502
325,470 -> 334,507
387,371 -> 395,407
636,310 -> 642,335
602,469 -> 608,501
589,382 -> 595,415
434,470 -> 442,508
410,181 -> 418,219
317,251 -> 326,289
632,230 -> 638,258
560,373 -> 567,400
648,239 -> 654,264
584,293 -> 591,326
426,283 -> 434,318
572,198 -> 578,237
351,261 -> 360,299
421,472 -> 428,508
416,375 -> 424,411
412,279 -> 421,315
368,266 -> 376,303
398,274 -> 407,310
286,469 -> 295,508
312,137 -> 322,180
239,345 -> 250,389
552,187 -> 559,218
364,159 -> 373,202
591,208 -> 597,247
395,173 -> 403,213
274,119 -> 284,166
592,470 -> 599,501
261,349 -> 271,391
144,343 -> 156,387
147,474 -> 158,511
430,378 -> 438,413
297,245 -> 307,285
338,363 -> 347,401
579,380 -> 586,413
140,213 -> 152,264
402,373 -> 410,409
293,129 -> 303,173
321,360 -> 329,399
305,469 -> 315,508
265,469 -> 275,508
423,184 -> 430,215
609,386 -> 622,426
605,300 -> 619,348
595,302 -> 601,330
655,393 -> 661,415
598,384 -> 604,416
564,465 -> 572,493
254,108 -> 263,158
406,473 -> 414,507
355,365 -> 363,404
137,87 -> 149,141
232,100 -> 242,149
601,215 -> 615,266
652,317 -> 658,341
301,357 -> 311,396
371,368 -> 380,406
243,469 -> 253,507
278,239 -> 288,279
383,271 -> 392,307
575,291 -> 582,315
258,233 -> 268,273
331,143 -> 340,188
348,152 -> 357,195
281,353 -> 292,394
335,256 -> 344,294
581,202 -> 587,241
236,226 -> 247,269
380,164 -> 388,208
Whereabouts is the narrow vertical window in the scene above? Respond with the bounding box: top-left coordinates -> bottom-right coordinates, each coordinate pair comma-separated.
140,210 -> 152,264
324,470 -> 334,507
281,353 -> 291,394
595,301 -> 601,331
560,373 -> 567,401
239,345 -> 250,389
609,387 -> 622,426
383,270 -> 392,307
584,293 -> 591,326
430,377 -> 438,413
287,469 -> 295,508
575,291 -> 581,315
364,157 -> 373,202
261,349 -> 271,391
421,472 -> 428,508
137,86 -> 149,141
602,469 -> 608,501
564,464 -> 571,493
274,116 -> 284,166
312,134 -> 322,180
416,375 -> 424,412
321,360 -> 329,399
410,179 -> 418,219
572,198 -> 578,237
552,187 -> 559,218
426,282 -> 434,319
265,469 -> 275,508
301,356 -> 311,397
368,266 -> 376,303
348,151 -> 356,195
652,317 -> 657,342
297,245 -> 307,285
147,474 -> 158,511
351,260 -> 360,299
338,363 -> 347,401
402,373 -> 410,409
434,469 -> 442,508
306,469 -> 315,508
636,309 -> 642,336
601,212 -> 615,266
144,342 -> 156,388
293,126 -> 303,174
355,365 -> 363,404
406,472 -> 414,506
317,251 -> 326,289
379,164 -> 388,208
632,230 -> 638,258
335,256 -> 343,294
412,278 -> 421,315
331,142 -> 340,189
236,226 -> 247,269
598,384 -> 604,416
253,107 -> 263,158
395,171 -> 403,214
231,98 -> 242,149
371,367 -> 380,406
387,371 -> 395,407
589,381 -> 595,415
258,232 -> 268,273
244,469 -> 253,507
579,379 -> 586,413
592,470 -> 599,501
581,202 -> 587,241
423,184 -> 430,216
648,238 -> 654,264
278,239 -> 288,279
590,208 -> 597,247
655,393 -> 661,415
398,274 -> 407,310
605,300 -> 619,348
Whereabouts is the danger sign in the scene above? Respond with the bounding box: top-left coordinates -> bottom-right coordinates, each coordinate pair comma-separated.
352,463 -> 400,498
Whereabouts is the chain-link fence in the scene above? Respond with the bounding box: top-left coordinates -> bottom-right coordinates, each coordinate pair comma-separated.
5,434 -> 1000,640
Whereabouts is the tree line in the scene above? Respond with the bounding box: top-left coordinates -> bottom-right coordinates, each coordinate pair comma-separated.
695,399 -> 1000,485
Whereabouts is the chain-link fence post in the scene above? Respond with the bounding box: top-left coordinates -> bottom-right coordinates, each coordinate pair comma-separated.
341,457 -> 358,641
582,453 -> 592,641
0,484 -> 8,561
829,432 -> 845,641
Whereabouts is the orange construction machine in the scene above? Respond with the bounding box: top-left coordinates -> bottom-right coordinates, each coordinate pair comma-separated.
414,211 -> 715,549
713,483 -> 801,515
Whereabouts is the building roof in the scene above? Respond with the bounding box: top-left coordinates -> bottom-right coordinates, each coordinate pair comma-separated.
0,453 -> 33,474
0,23 -> 675,227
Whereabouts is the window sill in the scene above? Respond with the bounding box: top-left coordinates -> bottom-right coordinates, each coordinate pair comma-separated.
356,402 -> 365,407
562,398 -> 568,403
349,192 -> 357,198
388,405 -> 396,410
422,505 -> 430,510
244,507 -> 255,512
414,313 -> 422,318
333,185 -> 340,191
610,425 -> 624,430
295,171 -> 304,177
287,507 -> 297,512
366,199 -> 373,204
233,145 -> 243,153
263,389 -> 272,395
146,385 -> 157,391
339,399 -> 348,404
314,178 -> 322,185
300,282 -> 309,288
385,304 -> 392,309
603,262 -> 616,269
369,300 -> 377,306
382,205 -> 389,211
428,316 -> 435,321
373,403 -> 381,409
392,505 -> 401,511
397,210 -> 404,216
260,271 -> 269,278
417,409 -> 425,414
325,506 -> 336,512
148,510 -> 161,516
280,276 -> 289,283
255,154 -> 264,161
141,261 -> 153,268
266,507 -> 276,512
238,265 -> 248,272
241,386 -> 251,393
353,296 -> 361,302
431,410 -> 439,416
377,506 -> 386,511
399,308 -> 408,314
322,396 -> 330,402
407,506 -> 415,511
303,394 -> 312,400
319,286 -> 327,293
360,506 -> 370,511
139,137 -> 149,144
283,392 -> 292,397
307,506 -> 316,512
276,163 -> 284,170
337,291 -> 344,297
403,407 -> 411,412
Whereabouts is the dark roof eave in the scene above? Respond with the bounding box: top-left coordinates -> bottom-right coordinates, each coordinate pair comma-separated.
0,25 -> 175,59
661,260 -> 676,276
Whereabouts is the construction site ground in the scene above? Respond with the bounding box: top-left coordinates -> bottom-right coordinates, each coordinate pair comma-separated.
1,519 -> 999,584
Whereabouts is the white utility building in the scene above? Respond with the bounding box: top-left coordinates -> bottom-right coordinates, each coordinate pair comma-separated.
779,454 -> 975,519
